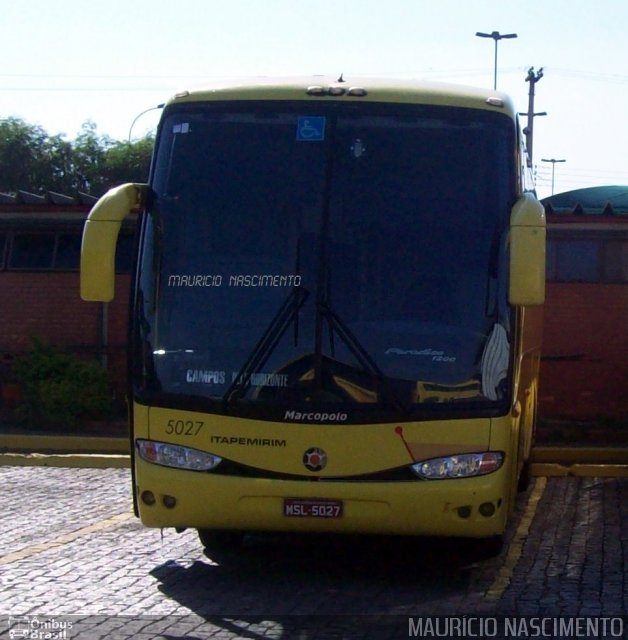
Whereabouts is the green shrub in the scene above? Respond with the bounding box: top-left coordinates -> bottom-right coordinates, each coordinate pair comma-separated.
13,340 -> 112,429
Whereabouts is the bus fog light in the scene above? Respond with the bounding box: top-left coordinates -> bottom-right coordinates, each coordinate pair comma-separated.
411,452 -> 504,479
137,439 -> 222,471
141,490 -> 156,506
457,506 -> 472,519
479,502 -> 496,517
163,495 -> 177,509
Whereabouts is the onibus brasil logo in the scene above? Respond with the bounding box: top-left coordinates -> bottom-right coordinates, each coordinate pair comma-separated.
7,616 -> 73,639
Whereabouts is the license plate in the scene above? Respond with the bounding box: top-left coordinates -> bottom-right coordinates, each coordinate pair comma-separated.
284,498 -> 343,518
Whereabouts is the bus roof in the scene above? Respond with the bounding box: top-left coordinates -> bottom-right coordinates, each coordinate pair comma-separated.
166,75 -> 516,118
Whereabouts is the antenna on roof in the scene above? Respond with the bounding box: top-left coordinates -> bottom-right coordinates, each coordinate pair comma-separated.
337,73 -> 345,83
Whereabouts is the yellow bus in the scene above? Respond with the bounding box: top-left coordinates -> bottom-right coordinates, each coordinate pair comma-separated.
81,76 -> 545,552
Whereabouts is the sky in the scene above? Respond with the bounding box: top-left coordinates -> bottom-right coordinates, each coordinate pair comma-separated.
2,0 -> 627,198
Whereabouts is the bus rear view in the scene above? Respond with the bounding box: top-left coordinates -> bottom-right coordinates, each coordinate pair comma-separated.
81,77 -> 545,551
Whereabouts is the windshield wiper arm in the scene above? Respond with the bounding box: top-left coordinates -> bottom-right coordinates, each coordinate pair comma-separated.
223,287 -> 310,404
318,302 -> 408,412
320,303 -> 382,378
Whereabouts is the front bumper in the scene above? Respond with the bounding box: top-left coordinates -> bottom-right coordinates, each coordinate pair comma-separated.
135,456 -> 511,538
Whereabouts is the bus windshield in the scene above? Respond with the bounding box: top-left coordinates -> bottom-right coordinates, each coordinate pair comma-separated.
136,101 -> 516,420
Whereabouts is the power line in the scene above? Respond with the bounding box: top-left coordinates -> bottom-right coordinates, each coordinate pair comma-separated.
546,68 -> 628,84
0,86 -> 174,92
535,167 -> 628,180
0,66 -> 530,88
0,73 -> 212,80
2,66 -> 628,85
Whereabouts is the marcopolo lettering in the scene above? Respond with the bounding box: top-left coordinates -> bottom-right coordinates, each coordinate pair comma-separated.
284,410 -> 348,422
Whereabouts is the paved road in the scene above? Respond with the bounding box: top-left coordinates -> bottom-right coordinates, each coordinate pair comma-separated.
0,466 -> 625,639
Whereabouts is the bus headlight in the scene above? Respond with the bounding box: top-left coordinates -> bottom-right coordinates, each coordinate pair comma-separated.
410,452 -> 504,480
136,439 -> 222,471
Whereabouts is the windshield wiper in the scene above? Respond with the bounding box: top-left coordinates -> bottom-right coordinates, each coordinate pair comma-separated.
223,287 -> 310,404
319,302 -> 382,379
317,302 -> 408,412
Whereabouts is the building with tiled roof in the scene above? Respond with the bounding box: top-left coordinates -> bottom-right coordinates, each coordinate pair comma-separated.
0,191 -> 135,421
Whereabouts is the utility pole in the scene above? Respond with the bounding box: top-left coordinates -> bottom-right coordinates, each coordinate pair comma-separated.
542,158 -> 566,195
519,67 -> 546,168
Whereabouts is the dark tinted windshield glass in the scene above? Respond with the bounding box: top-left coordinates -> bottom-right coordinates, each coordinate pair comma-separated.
137,102 -> 515,419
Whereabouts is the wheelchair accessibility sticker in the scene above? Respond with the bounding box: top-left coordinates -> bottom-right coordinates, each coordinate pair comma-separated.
296,116 -> 326,141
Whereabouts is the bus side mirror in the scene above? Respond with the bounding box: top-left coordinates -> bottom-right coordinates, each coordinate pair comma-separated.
80,183 -> 146,301
509,193 -> 546,306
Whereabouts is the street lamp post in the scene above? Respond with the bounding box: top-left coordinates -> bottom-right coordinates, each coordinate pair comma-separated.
475,30 -> 518,90
128,103 -> 165,143
541,158 -> 566,195
518,67 -> 546,168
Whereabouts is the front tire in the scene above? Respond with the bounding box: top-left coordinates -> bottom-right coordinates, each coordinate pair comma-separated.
476,534 -> 504,558
197,529 -> 244,551
517,460 -> 532,493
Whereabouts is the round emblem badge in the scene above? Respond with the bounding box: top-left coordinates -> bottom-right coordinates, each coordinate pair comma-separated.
303,447 -> 327,472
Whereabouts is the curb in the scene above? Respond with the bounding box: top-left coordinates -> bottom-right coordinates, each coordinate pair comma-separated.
4,454 -> 624,475
1,438 -> 625,475
531,462 -> 628,477
0,432 -> 130,468
0,452 -> 130,468
0,434 -> 129,454
531,446 -> 628,465
530,446 -> 628,477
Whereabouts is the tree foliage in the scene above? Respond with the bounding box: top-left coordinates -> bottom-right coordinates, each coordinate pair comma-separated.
0,117 -> 153,196
13,339 -> 112,429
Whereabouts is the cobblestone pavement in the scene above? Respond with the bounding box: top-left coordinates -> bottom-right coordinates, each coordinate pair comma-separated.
0,466 -> 625,639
